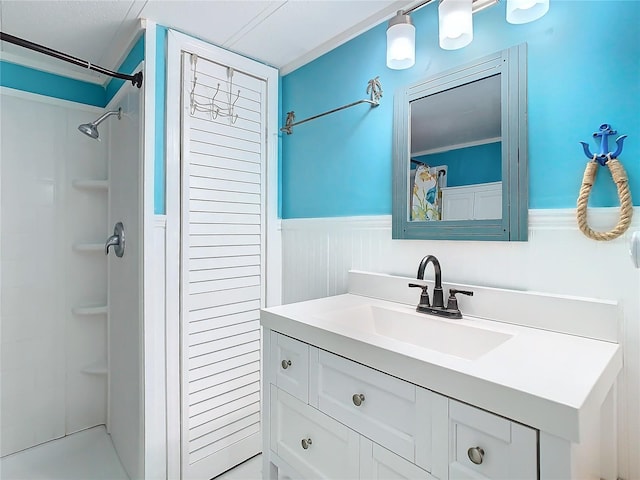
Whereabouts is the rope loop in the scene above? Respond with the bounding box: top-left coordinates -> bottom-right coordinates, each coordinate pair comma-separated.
576,154 -> 633,241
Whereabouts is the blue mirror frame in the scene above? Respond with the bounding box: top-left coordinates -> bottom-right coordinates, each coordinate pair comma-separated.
392,44 -> 528,241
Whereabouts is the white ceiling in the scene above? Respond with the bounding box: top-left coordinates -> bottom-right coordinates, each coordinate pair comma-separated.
411,74 -> 501,155
0,0 -> 411,84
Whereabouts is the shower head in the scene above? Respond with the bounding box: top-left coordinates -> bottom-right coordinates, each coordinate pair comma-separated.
78,107 -> 122,140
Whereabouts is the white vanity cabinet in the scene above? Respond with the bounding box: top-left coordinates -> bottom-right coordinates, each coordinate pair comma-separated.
264,330 -> 537,480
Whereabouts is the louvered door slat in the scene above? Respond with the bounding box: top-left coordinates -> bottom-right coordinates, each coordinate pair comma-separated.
181,50 -> 266,479
189,318 -> 260,346
189,330 -> 260,359
188,361 -> 260,396
190,211 -> 260,226
191,128 -> 261,153
189,187 -> 260,204
189,264 -> 261,281
190,391 -> 260,432
189,223 -> 260,236
191,140 -> 260,164
188,339 -> 260,370
188,299 -> 261,325
189,255 -> 260,272
190,381 -> 260,418
189,350 -> 261,383
189,157 -> 260,177
188,275 -> 260,295
188,287 -> 260,312
189,371 -> 260,406
189,200 -> 261,215
191,116 -> 261,143
189,322 -> 260,354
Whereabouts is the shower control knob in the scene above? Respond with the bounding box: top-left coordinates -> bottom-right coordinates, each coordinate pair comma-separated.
105,222 -> 125,257
281,359 -> 292,369
352,393 -> 365,406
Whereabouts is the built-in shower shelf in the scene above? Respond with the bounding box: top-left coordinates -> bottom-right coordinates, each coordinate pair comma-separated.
81,362 -> 108,376
72,305 -> 108,316
73,243 -> 104,253
72,179 -> 109,191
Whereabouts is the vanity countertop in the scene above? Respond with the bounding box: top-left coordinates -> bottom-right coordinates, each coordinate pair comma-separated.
261,292 -> 621,443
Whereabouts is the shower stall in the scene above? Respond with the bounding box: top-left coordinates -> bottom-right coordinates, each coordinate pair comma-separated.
0,80 -> 143,479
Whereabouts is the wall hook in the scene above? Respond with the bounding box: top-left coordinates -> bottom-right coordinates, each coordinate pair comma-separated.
189,55 -> 240,125
580,123 -> 627,166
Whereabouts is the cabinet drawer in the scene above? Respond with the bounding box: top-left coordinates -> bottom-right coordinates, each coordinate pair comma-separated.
271,332 -> 309,403
360,437 -> 437,480
449,400 -> 537,480
270,385 -> 359,479
310,349 -> 434,468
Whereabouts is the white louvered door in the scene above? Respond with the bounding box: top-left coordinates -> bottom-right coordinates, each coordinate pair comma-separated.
180,52 -> 265,480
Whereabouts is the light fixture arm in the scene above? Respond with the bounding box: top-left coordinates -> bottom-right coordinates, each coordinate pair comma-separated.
399,0 -> 498,17
402,0 -> 437,16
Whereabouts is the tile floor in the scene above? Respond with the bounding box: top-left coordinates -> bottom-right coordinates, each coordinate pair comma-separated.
0,427 -> 263,480
0,426 -> 129,480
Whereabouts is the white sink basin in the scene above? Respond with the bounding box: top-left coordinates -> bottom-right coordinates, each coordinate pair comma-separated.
316,304 -> 513,360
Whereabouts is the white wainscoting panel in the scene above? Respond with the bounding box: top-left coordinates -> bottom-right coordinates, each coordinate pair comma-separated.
280,209 -> 640,480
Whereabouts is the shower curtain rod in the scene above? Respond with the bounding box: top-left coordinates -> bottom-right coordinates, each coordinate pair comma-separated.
0,32 -> 143,88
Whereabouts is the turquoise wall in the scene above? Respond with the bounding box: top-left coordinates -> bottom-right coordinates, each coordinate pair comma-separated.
281,1 -> 640,218
0,60 -> 106,106
105,35 -> 145,104
414,142 -> 502,187
0,35 -> 144,108
155,25 -> 167,215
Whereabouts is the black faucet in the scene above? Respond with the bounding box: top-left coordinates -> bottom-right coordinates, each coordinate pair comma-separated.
417,255 -> 444,308
409,255 -> 474,319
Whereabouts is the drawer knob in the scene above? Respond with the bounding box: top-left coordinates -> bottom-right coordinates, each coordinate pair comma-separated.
281,359 -> 292,369
301,438 -> 312,449
352,393 -> 365,406
467,446 -> 485,465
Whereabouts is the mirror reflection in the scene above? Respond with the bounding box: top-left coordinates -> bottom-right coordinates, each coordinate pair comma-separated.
409,75 -> 502,222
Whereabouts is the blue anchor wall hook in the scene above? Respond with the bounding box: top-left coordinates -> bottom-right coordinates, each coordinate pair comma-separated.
580,123 -> 627,166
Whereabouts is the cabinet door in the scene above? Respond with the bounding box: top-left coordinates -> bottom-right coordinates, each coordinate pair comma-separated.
270,385 -> 359,479
271,332 -> 309,403
473,187 -> 502,220
360,437 -> 437,480
448,400 -> 537,480
441,189 -> 474,221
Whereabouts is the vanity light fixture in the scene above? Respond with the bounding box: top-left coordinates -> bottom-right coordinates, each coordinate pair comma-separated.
385,0 -> 549,69
387,11 -> 416,69
506,0 -> 549,24
439,0 -> 473,50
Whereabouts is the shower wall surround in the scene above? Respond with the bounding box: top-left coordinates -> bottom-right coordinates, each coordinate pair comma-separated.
0,90 -> 109,455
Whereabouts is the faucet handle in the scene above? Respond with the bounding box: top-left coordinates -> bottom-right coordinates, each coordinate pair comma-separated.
446,289 -> 474,311
408,283 -> 430,308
